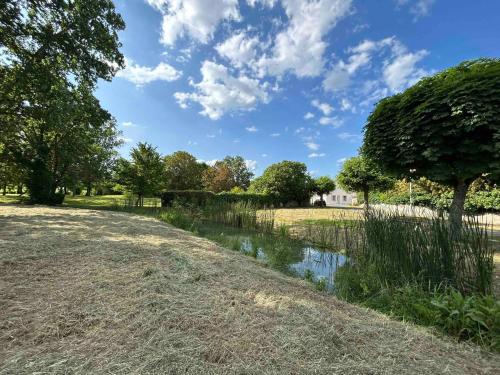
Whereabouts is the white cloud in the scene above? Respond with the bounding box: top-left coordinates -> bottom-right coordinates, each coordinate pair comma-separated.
383,50 -> 429,92
215,31 -> 260,68
247,0 -> 277,7
257,0 -> 353,78
206,134 -> 216,138
308,152 -> 326,158
336,157 -> 347,165
146,0 -> 241,45
246,125 -> 258,132
319,116 -> 343,127
245,159 -> 258,171
122,121 -> 138,128
270,132 -> 281,137
198,158 -> 219,166
396,0 -> 436,19
323,37 -> 430,94
261,153 -> 268,157
118,136 -> 133,144
295,127 -> 305,134
311,99 -> 334,115
174,60 -> 270,120
116,58 -> 181,86
340,98 -> 354,112
338,132 -> 361,142
304,112 -> 315,120
305,141 -> 320,151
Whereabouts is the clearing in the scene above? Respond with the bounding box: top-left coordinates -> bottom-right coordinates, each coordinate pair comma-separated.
0,206 -> 498,374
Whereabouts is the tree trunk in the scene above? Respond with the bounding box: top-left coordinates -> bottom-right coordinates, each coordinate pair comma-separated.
363,188 -> 369,210
85,182 -> 92,196
449,179 -> 469,234
2,184 -> 6,196
17,184 -> 23,195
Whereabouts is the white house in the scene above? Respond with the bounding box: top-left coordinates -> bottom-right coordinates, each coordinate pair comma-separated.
310,188 -> 358,207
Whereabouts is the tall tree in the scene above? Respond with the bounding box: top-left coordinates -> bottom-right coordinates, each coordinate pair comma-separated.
202,162 -> 235,193
336,156 -> 394,209
0,0 -> 125,204
163,151 -> 206,190
312,176 -> 336,204
115,143 -> 164,206
363,59 -> 500,228
249,161 -> 313,205
220,156 -> 254,190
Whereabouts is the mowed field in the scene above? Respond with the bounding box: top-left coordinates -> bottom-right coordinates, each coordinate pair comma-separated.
1,205 -> 499,374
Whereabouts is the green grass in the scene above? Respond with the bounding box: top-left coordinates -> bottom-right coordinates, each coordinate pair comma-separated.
0,194 -> 161,207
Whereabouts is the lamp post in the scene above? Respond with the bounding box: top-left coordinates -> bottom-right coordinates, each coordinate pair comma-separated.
409,169 -> 416,206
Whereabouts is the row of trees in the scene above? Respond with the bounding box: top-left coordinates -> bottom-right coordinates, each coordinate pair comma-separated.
115,143 -> 339,206
114,144 -> 256,203
0,0 -> 125,204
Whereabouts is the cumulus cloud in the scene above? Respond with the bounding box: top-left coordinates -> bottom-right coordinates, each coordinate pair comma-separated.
305,141 -> 320,151
304,112 -> 315,120
270,132 -> 281,137
383,50 -> 429,92
245,159 -> 258,171
122,121 -> 138,128
323,37 -> 430,94
174,60 -> 270,120
338,132 -> 361,142
319,116 -> 343,127
215,31 -> 260,68
308,152 -> 326,158
311,99 -> 334,115
146,0 -> 241,46
396,0 -> 436,20
116,58 -> 182,86
256,0 -> 353,78
246,125 -> 258,132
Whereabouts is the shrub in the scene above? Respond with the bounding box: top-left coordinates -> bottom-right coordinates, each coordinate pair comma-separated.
161,190 -> 215,207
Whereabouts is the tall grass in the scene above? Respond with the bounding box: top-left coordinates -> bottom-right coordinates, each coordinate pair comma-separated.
344,209 -> 494,295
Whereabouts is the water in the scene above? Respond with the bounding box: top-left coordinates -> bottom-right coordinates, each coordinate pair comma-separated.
195,222 -> 346,291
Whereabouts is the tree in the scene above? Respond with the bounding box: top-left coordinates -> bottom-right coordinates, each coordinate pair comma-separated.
363,59 -> 500,228
249,161 -> 313,205
202,162 -> 235,193
0,0 -> 125,204
163,151 -> 206,190
115,143 -> 164,205
336,156 -> 394,209
220,156 -> 254,190
312,176 -> 336,204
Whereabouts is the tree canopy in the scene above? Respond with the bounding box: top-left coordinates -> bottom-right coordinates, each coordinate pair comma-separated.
163,151 -> 206,190
312,176 -> 336,203
363,58 -> 500,225
249,161 -> 313,205
337,156 -> 394,208
115,143 -> 164,204
0,0 -> 125,203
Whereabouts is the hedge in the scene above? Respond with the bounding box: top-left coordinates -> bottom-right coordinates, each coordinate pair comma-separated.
363,189 -> 500,213
160,190 -> 281,208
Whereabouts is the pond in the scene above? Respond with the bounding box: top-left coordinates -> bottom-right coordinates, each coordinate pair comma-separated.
194,221 -> 347,291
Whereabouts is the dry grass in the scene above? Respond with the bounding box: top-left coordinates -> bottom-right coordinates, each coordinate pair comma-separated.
269,207 -> 362,225
0,206 -> 499,374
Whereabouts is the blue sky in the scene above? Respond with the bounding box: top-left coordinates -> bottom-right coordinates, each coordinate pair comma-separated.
96,0 -> 500,177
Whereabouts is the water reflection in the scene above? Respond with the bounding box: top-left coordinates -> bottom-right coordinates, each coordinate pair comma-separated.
197,222 -> 346,291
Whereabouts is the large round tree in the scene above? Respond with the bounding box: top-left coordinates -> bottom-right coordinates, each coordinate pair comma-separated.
363,59 -> 500,228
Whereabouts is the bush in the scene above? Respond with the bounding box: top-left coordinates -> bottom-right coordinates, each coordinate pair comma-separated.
313,199 -> 326,207
161,190 -> 215,207
161,190 -> 279,208
334,267 -> 500,351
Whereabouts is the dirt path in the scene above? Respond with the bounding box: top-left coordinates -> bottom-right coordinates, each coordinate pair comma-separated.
0,206 -> 498,374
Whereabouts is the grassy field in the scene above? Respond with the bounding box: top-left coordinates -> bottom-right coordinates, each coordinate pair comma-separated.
1,205 -> 499,374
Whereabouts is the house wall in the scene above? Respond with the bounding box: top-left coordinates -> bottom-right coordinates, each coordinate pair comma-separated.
310,188 -> 358,207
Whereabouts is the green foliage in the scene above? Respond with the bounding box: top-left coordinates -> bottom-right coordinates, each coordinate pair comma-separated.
249,161 -> 314,205
337,156 -> 394,207
115,143 -> 164,203
220,156 -> 254,190
163,151 -> 207,190
312,176 -> 336,202
0,0 -> 125,204
363,59 -> 500,226
161,190 -> 216,207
